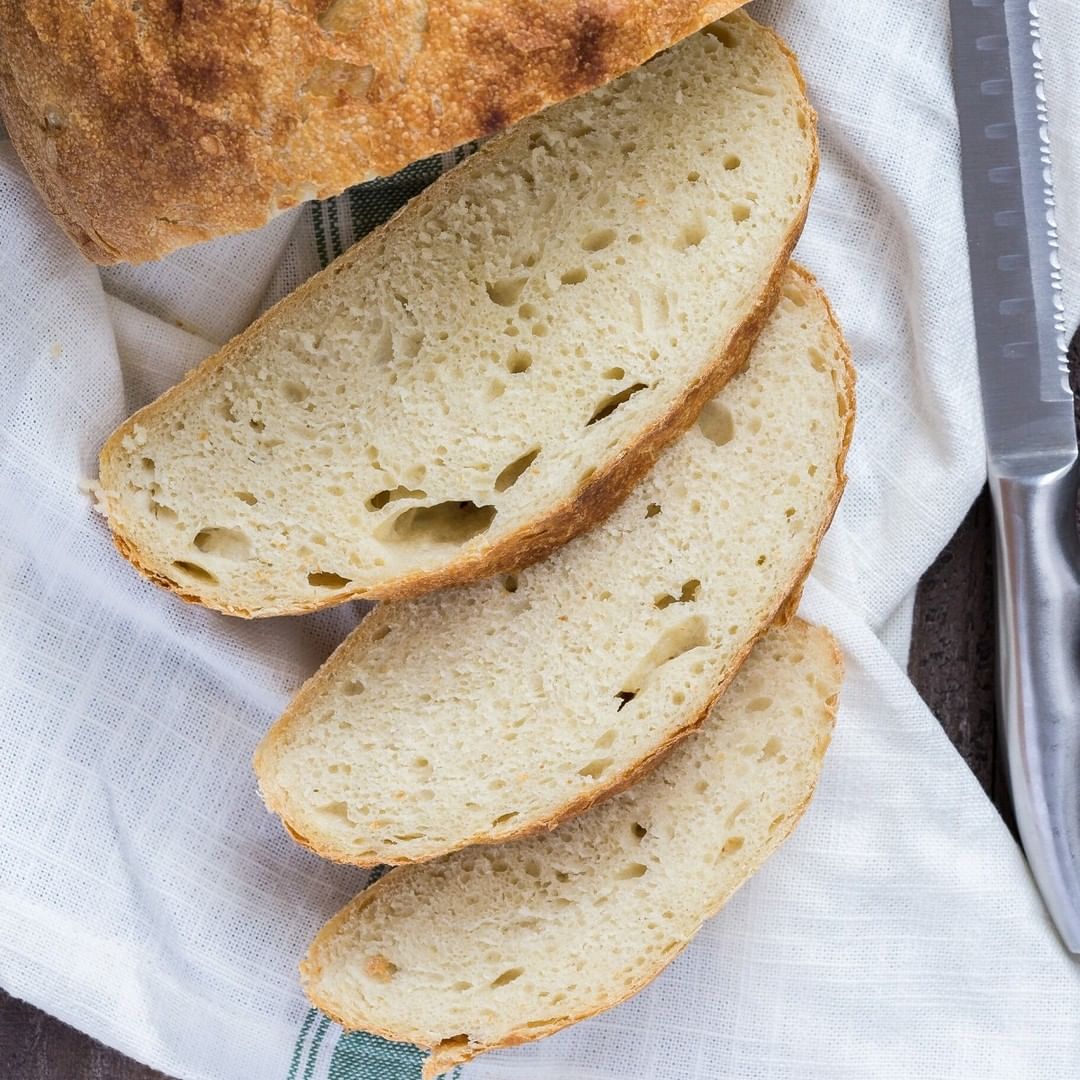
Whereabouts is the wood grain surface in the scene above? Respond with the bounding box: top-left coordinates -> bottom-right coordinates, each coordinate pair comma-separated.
0,489 -> 1007,1080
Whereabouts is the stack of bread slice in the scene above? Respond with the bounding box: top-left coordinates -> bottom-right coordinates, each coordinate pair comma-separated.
98,12 -> 853,1076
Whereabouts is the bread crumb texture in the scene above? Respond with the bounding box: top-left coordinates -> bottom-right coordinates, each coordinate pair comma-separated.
301,620 -> 841,1075
253,264 -> 853,864
97,14 -> 817,615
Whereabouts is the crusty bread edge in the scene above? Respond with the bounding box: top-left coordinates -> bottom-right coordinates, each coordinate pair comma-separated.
299,619 -> 843,1078
252,262 -> 856,866
97,16 -> 819,618
0,4 -> 748,264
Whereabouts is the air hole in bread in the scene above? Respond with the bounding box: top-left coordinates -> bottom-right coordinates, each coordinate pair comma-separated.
560,267 -> 588,286
723,152 -> 742,171
603,367 -> 625,380
494,448 -> 540,492
150,498 -> 177,523
704,22 -> 737,48
622,616 -> 709,693
655,578 -> 701,609
316,801 -> 352,824
721,836 -> 745,856
506,350 -> 533,374
697,400 -> 735,446
401,331 -> 424,359
808,346 -> 828,372
234,490 -> 258,505
491,967 -> 525,988
578,757 -> 614,779
761,736 -> 783,759
524,1017 -> 555,1029
732,201 -> 752,224
486,378 -> 506,400
370,625 -> 391,641
645,503 -> 662,519
371,322 -> 393,365
492,811 -> 518,826
435,1034 -> 470,1052
364,955 -> 398,981
365,486 -> 427,511
524,859 -> 541,878
594,728 -> 616,749
615,691 -> 636,711
502,573 -> 519,594
171,560 -> 216,584
674,221 -> 708,251
249,418 -> 265,433
725,800 -> 752,827
581,228 -> 616,252
451,981 -> 473,992
687,170 -> 701,183
307,571 -> 352,588
376,501 -> 497,546
343,680 -> 365,696
486,277 -> 528,307
616,862 -> 648,880
783,284 -> 807,307
587,383 -> 648,426
282,381 -> 310,403
631,821 -> 648,840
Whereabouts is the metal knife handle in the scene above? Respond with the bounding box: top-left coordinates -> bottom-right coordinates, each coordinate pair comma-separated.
990,458 -> 1080,951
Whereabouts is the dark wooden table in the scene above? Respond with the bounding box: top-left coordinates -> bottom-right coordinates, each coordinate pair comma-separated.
0,488 -> 1011,1080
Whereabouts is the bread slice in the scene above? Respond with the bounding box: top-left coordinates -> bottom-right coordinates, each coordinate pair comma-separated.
302,619 -> 840,1079
0,1 -> 749,263
97,13 -> 818,617
253,265 -> 854,864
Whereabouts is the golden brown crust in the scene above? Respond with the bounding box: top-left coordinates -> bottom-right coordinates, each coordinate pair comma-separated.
97,12 -> 820,619
253,262 -> 855,867
0,0 -> 746,263
299,620 -> 843,1074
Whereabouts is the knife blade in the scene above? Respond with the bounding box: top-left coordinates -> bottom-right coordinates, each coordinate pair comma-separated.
951,0 -> 1080,951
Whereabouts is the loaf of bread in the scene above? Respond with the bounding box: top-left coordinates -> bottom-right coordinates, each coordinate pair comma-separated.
254,265 -> 853,865
0,0 -> 748,262
302,619 -> 840,1078
96,13 -> 817,617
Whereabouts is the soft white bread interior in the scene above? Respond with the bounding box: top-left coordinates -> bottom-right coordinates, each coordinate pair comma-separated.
97,13 -> 817,616
302,619 -> 841,1079
254,265 -> 853,864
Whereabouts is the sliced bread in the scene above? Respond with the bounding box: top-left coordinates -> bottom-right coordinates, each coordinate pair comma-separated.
302,619 -> 841,1078
97,12 -> 817,617
253,265 -> 854,864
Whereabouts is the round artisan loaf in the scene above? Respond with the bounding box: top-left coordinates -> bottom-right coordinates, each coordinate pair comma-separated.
0,0 -> 748,262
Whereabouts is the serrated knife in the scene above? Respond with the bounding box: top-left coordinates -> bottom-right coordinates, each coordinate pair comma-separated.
950,0 -> 1080,951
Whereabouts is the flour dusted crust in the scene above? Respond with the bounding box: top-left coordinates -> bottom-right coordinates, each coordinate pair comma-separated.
300,620 -> 842,1077
0,0 -> 747,263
